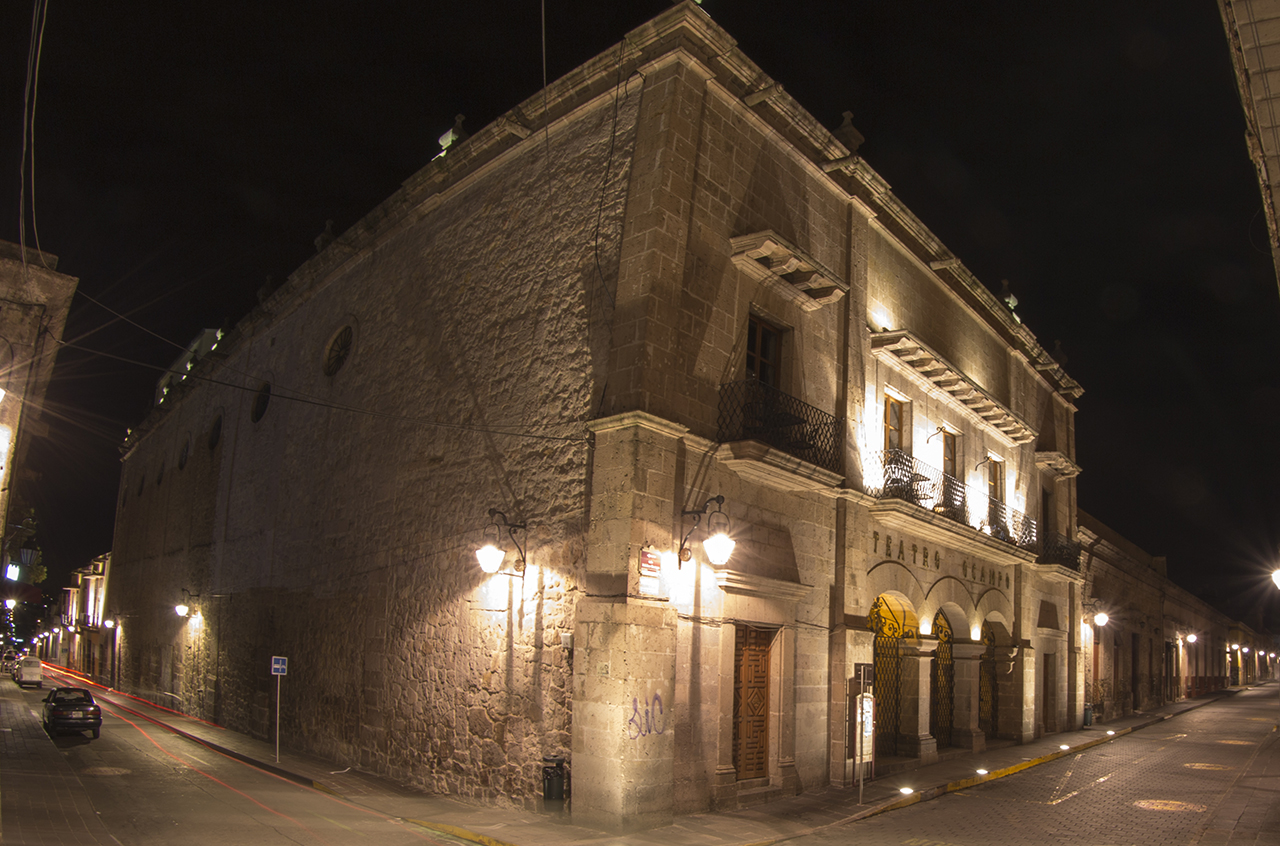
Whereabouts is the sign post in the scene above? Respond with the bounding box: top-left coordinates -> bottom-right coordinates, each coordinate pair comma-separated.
271,656 -> 288,763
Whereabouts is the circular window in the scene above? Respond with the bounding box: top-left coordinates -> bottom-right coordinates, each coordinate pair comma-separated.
251,384 -> 272,422
178,437 -> 190,470
323,326 -> 353,377
208,415 -> 223,450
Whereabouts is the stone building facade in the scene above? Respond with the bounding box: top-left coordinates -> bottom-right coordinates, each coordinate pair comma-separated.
103,3 -> 1222,832
0,241 -> 76,577
1077,510 -> 1238,722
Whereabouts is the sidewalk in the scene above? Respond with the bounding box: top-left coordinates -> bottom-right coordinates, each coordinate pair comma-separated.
88,677 -> 1249,846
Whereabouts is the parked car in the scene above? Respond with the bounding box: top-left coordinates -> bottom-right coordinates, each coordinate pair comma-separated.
13,656 -> 42,688
42,687 -> 101,738
1,650 -> 16,672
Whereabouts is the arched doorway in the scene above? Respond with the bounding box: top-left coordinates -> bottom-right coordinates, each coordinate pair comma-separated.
930,610 -> 954,748
868,594 -> 917,758
979,621 -> 1000,739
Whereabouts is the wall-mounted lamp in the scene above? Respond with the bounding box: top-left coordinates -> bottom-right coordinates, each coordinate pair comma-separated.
476,509 -> 526,575
1083,599 -> 1108,627
1232,643 -> 1240,651
104,619 -> 115,629
3,599 -> 14,610
1186,633 -> 1197,643
175,588 -> 199,617
678,495 -> 735,567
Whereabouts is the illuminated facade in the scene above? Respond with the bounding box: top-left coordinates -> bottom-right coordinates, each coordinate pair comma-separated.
102,3 -> 1222,831
0,241 -> 76,599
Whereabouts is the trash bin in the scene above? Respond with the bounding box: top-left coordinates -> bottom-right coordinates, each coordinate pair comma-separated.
1083,704 -> 1093,726
542,756 -> 566,801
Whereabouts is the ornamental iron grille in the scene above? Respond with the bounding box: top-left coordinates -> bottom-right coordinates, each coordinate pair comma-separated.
979,622 -> 1000,739
868,450 -> 1037,552
733,625 -> 773,780
1036,533 -> 1082,570
869,596 -> 912,758
930,611 -> 955,748
717,379 -> 842,475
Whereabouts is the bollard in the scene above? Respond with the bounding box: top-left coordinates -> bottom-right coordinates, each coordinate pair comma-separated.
542,755 -> 566,801
1083,703 -> 1093,726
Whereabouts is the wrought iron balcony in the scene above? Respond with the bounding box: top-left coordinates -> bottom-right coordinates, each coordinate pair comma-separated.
717,380 -> 841,474
868,450 -> 1037,552
1036,533 -> 1082,570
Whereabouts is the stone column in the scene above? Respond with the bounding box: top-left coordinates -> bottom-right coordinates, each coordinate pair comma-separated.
1009,644 -> 1037,743
898,639 -> 938,764
572,601 -> 678,832
950,642 -> 985,752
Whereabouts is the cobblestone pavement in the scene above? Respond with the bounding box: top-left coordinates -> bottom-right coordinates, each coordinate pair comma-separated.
807,685 -> 1280,846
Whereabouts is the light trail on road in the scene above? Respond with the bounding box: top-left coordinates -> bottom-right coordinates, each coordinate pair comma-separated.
37,664 -> 452,846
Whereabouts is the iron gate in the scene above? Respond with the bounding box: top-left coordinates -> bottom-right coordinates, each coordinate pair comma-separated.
979,622 -> 999,739
930,611 -> 954,748
869,596 -> 908,757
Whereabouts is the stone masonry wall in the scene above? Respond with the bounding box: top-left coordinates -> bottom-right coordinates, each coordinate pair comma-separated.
111,86 -> 640,805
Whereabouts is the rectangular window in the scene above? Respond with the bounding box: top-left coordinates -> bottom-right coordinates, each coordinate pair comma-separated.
941,431 -> 957,478
885,396 -> 904,453
988,457 -> 1005,504
746,316 -> 783,389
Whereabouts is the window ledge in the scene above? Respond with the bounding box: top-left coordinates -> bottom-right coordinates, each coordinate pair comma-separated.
1035,451 -> 1081,479
871,330 -> 1037,445
730,230 -> 848,312
717,440 -> 844,492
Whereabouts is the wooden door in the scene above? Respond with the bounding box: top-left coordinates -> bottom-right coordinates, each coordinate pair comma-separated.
734,626 -> 773,780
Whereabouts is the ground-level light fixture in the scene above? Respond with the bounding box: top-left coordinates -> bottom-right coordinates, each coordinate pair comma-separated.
899,787 -> 914,795
976,768 -> 988,775
475,509 -> 526,575
1059,744 -> 1069,750
679,495 -> 735,567
1272,569 -> 1280,589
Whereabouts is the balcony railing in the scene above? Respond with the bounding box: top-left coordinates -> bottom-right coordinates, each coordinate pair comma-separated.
717,380 -> 841,474
1036,533 -> 1082,570
868,450 -> 1037,552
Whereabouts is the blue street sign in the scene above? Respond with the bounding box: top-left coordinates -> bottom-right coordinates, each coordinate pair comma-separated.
271,655 -> 288,676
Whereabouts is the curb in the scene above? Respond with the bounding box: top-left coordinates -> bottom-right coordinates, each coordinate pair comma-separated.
729,692 -> 1236,846
138,690 -> 1238,846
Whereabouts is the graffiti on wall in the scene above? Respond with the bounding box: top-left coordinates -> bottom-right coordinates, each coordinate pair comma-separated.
627,693 -> 666,739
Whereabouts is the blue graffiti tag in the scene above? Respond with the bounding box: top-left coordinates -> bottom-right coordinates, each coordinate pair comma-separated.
627,693 -> 666,739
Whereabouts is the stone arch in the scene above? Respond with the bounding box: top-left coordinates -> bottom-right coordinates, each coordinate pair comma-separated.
976,590 -> 1014,631
866,560 -> 927,617
921,577 -> 976,638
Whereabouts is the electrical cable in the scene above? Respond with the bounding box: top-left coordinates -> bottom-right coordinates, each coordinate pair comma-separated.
18,0 -> 51,270
54,338 -> 589,444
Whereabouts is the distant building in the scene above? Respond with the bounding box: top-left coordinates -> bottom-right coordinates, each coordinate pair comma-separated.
105,2 -> 1254,831
0,241 -> 76,600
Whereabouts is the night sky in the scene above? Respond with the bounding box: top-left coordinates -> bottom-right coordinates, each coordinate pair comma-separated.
4,2 -> 1279,625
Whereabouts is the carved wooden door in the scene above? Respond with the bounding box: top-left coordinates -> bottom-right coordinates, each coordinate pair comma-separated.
734,626 -> 773,780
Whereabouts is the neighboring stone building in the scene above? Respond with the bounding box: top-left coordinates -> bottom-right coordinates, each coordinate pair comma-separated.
1220,0 -> 1280,292
103,3 -> 1204,831
0,241 -> 76,595
1078,510 -> 1240,722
